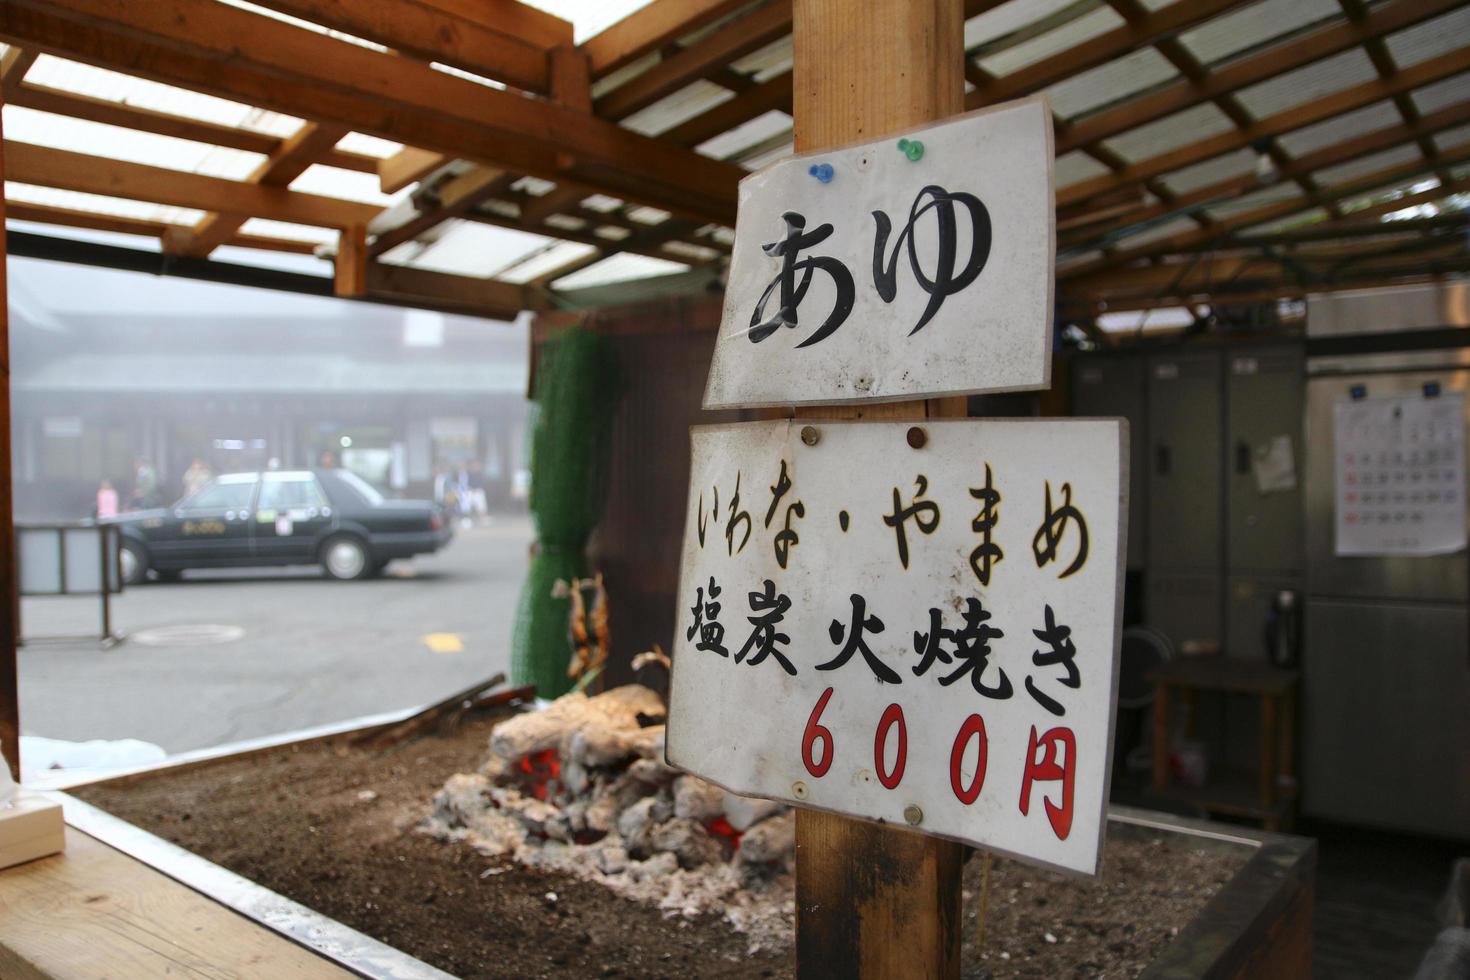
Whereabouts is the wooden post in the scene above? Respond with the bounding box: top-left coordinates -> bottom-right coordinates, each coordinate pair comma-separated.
0,92 -> 18,780
333,223 -> 368,299
792,1 -> 967,976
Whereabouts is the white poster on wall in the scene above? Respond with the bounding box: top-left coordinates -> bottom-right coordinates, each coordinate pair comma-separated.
1333,393 -> 1467,556
665,419 -> 1126,875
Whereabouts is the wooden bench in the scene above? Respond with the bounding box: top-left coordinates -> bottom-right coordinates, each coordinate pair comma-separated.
0,825 -> 354,979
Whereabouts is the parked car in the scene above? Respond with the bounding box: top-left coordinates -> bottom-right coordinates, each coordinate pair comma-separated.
106,469 -> 452,583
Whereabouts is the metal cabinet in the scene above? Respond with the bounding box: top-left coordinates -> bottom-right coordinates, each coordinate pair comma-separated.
1146,570 -> 1222,649
1226,345 -> 1304,575
1303,598 -> 1470,839
1148,351 -> 1222,571
1071,355 -> 1147,571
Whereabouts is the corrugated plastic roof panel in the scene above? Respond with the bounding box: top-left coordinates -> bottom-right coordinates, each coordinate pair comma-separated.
696,109 -> 792,161
964,0 -> 1080,52
335,132 -> 403,158
730,36 -> 793,82
1233,48 -> 1378,120
27,55 -> 303,137
1178,0 -> 1339,67
1246,206 -> 1329,233
1158,148 -> 1257,195
977,5 -> 1125,78
1101,102 -> 1237,164
552,252 -> 689,290
1411,73 -> 1470,116
288,165 -> 403,206
1046,47 -> 1179,121
1277,101 -> 1401,156
1112,215 -> 1200,249
237,218 -> 335,244
1056,150 -> 1113,188
621,79 -> 732,137
6,182 -> 205,227
3,105 -> 266,180
496,240 -> 598,282
1434,123 -> 1470,154
1385,7 -> 1470,68
1314,145 -> 1423,187
386,219 -> 555,278
1202,183 -> 1302,221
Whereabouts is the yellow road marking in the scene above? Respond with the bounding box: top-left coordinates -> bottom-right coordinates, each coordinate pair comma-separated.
421,632 -> 464,654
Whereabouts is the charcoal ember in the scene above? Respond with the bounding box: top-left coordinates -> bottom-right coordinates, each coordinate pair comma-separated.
651,818 -> 723,869
618,796 -> 659,854
723,793 -> 786,831
627,758 -> 674,786
738,810 -> 796,866
488,786 -> 559,838
673,775 -> 725,822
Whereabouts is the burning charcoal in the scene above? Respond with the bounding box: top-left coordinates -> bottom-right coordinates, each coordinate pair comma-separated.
674,776 -> 726,822
738,811 -> 796,866
488,786 -> 559,839
479,752 -> 512,785
627,758 -> 675,786
584,793 -> 620,834
593,841 -> 629,875
618,797 -> 660,854
651,819 -> 723,869
722,793 -> 787,832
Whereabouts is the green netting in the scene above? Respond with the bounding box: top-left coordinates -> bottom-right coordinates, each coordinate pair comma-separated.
511,326 -> 619,697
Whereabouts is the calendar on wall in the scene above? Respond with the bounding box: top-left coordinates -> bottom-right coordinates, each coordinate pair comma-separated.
1333,392 -> 1467,557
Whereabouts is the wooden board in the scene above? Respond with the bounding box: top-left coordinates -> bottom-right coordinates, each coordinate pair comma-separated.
0,827 -> 354,979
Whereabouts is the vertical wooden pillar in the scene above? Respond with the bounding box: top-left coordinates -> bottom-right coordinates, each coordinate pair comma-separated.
792,1 -> 967,976
0,94 -> 19,780
334,224 -> 368,299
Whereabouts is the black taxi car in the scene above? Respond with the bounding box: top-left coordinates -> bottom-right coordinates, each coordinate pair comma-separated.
107,469 -> 452,583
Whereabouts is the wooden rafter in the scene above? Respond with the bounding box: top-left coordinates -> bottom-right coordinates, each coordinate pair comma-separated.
0,46 -> 36,99
170,122 -> 352,258
4,141 -> 379,228
4,200 -> 319,253
0,0 -> 744,226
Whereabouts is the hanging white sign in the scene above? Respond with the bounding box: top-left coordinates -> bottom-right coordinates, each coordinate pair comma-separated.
703,96 -> 1055,410
665,419 -> 1126,875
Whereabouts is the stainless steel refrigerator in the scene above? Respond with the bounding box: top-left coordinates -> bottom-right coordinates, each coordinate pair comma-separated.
1303,283 -> 1470,839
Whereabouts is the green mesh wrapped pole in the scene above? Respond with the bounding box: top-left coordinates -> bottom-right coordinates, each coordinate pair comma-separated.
511,326 -> 618,697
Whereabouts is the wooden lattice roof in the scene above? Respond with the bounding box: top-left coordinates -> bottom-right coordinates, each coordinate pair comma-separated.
2,0 -> 1469,332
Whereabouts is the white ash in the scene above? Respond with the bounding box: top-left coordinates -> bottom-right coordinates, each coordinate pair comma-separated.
421,685 -> 795,952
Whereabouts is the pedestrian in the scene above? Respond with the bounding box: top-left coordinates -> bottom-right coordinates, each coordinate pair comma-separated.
182,456 -> 213,497
95,479 -> 119,519
130,457 -> 159,510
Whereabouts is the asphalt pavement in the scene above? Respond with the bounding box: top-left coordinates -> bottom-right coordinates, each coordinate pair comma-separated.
18,517 -> 534,755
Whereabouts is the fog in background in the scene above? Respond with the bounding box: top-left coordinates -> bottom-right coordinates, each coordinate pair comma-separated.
7,256 -> 531,521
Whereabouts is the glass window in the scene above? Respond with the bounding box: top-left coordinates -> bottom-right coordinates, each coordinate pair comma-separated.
332,469 -> 384,506
259,475 -> 327,512
185,478 -> 257,511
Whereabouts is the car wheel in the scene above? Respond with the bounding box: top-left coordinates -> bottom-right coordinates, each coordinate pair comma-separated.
119,541 -> 148,586
321,535 -> 371,581
154,569 -> 182,583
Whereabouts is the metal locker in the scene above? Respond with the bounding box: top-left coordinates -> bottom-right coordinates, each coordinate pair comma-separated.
1071,354 -> 1147,571
1148,350 -> 1222,571
1146,570 -> 1222,649
1227,345 -> 1304,574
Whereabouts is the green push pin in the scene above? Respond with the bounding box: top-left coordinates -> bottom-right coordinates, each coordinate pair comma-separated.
897,138 -> 924,162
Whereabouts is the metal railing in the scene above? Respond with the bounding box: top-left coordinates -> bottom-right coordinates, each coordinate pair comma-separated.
16,522 -> 124,646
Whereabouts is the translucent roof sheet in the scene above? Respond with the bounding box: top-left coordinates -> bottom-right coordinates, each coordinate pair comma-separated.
1411,73 -> 1470,117
1159,148 -> 1257,196
1045,47 -> 1178,122
1314,146 -> 1423,188
1434,123 -> 1470,155
976,6 -> 1125,78
6,182 -> 204,227
237,218 -> 334,245
1178,0 -> 1339,67
1277,101 -> 1401,157
1385,7 -> 1470,68
288,165 -> 406,207
1233,48 -> 1378,120
497,240 -> 599,282
1102,102 -> 1236,164
553,252 -> 689,290
1055,151 -> 1112,188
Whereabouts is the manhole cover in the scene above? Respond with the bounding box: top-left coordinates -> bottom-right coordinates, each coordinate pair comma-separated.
131,624 -> 245,647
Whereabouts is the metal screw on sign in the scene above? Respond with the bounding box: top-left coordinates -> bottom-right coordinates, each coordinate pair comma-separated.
808,162 -> 835,183
792,780 -> 809,800
801,425 -> 822,446
906,426 -> 927,449
897,138 -> 924,162
903,804 -> 923,826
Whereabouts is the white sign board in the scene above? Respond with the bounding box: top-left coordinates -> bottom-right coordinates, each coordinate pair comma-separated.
704,96 -> 1055,410
665,419 -> 1126,875
1333,393 -> 1466,556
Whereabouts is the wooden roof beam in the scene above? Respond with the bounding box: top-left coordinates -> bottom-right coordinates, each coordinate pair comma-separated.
170,122 -> 352,259
1055,0 -> 1467,154
365,262 -> 537,320
3,140 -> 380,228
0,46 -> 36,99
4,200 -> 319,253
0,0 -> 743,226
965,0 -> 1255,111
1062,99 -> 1470,249
581,0 -> 754,78
244,0 -> 566,94
1057,42 -> 1470,209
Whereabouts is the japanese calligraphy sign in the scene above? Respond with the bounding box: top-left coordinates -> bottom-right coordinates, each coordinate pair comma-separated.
704,96 -> 1055,410
665,419 -> 1127,875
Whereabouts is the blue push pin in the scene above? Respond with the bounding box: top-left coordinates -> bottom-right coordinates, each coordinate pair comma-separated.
897,138 -> 924,161
808,162 -> 834,183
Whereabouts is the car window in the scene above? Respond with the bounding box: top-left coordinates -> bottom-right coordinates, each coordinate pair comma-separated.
332,470 -> 384,506
185,479 -> 257,511
259,475 -> 328,512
